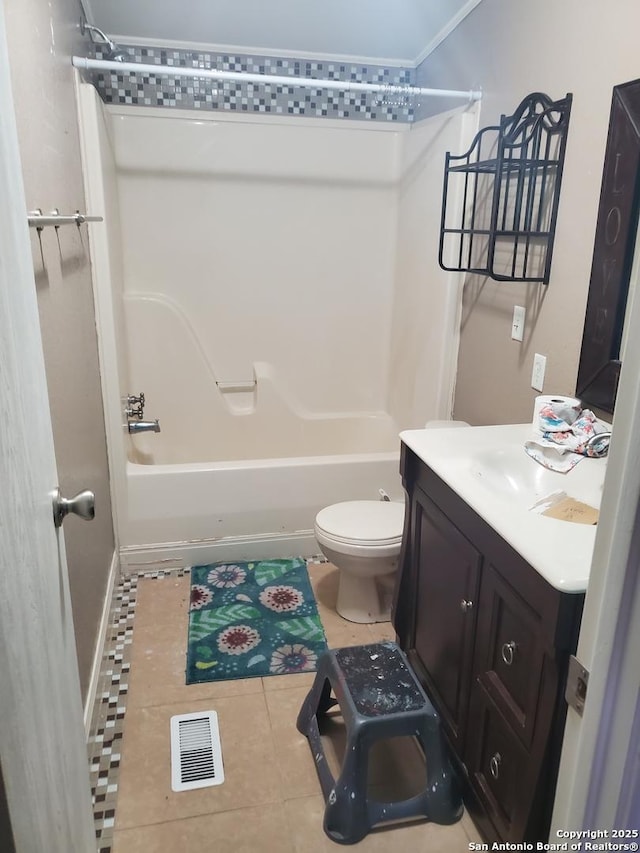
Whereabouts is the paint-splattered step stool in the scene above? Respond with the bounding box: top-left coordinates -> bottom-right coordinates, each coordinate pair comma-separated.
296,641 -> 462,845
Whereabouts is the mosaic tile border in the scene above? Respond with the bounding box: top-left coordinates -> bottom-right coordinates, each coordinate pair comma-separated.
89,44 -> 416,122
86,567 -> 188,852
86,558 -> 327,851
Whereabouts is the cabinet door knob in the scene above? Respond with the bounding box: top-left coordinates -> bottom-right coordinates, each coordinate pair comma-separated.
460,599 -> 473,613
489,752 -> 502,779
501,641 -> 517,666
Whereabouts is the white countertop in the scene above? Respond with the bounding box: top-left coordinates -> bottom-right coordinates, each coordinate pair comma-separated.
400,424 -> 608,593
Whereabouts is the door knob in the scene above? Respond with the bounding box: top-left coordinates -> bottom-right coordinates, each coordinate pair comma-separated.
52,487 -> 95,528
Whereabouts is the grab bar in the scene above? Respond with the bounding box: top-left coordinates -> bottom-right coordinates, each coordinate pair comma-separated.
28,209 -> 104,229
216,380 -> 257,392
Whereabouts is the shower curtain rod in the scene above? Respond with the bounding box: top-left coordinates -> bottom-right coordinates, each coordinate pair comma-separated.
72,56 -> 482,102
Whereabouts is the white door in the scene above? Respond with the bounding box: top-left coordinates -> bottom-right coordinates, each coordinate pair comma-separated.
0,3 -> 96,851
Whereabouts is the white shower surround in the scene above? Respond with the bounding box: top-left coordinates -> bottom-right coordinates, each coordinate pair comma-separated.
76,82 -> 474,571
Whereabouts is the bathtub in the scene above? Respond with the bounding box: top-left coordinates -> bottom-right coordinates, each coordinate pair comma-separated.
75,94 -> 425,572
120,407 -> 403,571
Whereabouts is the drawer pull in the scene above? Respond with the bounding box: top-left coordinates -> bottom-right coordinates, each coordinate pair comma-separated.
460,599 -> 474,613
489,752 -> 502,779
501,641 -> 517,666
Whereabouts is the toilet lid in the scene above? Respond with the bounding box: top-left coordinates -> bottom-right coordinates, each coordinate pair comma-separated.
315,500 -> 404,547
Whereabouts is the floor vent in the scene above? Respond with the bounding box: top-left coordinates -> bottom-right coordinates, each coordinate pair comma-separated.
170,711 -> 224,791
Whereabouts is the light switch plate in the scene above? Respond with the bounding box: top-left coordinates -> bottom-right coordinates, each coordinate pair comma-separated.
512,305 -> 525,341
532,353 -> 546,391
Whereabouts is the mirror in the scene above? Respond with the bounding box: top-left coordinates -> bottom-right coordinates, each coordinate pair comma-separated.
576,78 -> 640,413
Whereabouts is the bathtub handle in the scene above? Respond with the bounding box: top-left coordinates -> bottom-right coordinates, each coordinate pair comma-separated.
126,392 -> 145,419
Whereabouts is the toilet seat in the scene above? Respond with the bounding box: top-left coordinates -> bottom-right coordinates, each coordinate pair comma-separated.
315,500 -> 404,558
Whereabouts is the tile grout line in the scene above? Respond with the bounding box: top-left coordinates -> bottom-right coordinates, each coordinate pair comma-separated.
85,557 -> 475,848
86,567 -> 189,853
85,558 -> 328,852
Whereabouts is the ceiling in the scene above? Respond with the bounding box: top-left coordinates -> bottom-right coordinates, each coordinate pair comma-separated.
82,0 -> 482,66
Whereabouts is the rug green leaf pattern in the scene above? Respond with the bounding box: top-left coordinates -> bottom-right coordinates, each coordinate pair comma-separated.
276,615 -> 325,643
187,558 -> 328,684
253,558 -> 305,586
189,604 -> 261,641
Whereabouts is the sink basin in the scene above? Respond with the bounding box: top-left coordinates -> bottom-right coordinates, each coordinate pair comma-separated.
469,445 -> 606,509
399,423 -> 611,592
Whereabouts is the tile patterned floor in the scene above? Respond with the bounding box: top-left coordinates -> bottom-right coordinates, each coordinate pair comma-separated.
87,561 -> 482,852
86,568 -> 189,852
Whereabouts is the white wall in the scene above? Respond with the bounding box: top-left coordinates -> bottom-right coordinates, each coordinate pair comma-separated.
85,0 -> 477,65
388,104 -> 478,427
418,0 -> 640,426
76,83 -> 130,542
110,108 -> 400,416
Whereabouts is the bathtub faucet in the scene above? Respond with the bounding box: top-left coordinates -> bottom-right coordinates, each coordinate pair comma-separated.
128,419 -> 161,434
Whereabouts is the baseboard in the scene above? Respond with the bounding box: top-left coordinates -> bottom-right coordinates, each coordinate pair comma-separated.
84,548 -> 119,739
119,530 -> 318,575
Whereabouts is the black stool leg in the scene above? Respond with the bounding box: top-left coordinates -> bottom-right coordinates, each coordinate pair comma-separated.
323,724 -> 370,845
296,682 -> 336,738
418,715 -> 463,824
296,664 -> 340,805
317,677 -> 335,716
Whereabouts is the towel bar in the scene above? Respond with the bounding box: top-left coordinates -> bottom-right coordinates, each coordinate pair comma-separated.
28,209 -> 103,228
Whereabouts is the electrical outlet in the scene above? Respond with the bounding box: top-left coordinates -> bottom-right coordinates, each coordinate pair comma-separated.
512,305 -> 525,341
531,353 -> 546,392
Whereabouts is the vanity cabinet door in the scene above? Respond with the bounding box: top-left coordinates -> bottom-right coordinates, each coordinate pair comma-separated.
411,487 -> 482,752
466,683 -> 533,841
471,563 -> 551,748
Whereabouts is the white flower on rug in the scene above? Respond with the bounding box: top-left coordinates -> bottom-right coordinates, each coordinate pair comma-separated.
270,643 -> 317,674
190,584 -> 213,610
217,624 -> 261,655
259,585 -> 303,613
207,564 -> 247,588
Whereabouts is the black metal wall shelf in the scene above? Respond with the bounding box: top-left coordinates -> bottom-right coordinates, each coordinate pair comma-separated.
439,92 -> 572,284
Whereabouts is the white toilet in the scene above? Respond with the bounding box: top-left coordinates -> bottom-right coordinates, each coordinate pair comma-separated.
314,420 -> 470,624
314,499 -> 405,623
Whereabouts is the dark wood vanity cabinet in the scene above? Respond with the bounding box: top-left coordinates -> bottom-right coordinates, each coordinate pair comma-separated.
411,487 -> 481,753
393,444 -> 584,843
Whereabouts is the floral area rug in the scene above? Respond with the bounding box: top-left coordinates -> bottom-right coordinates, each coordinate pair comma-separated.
186,558 -> 328,683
